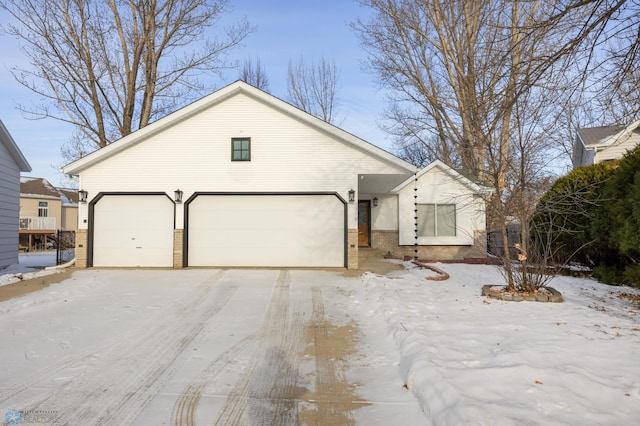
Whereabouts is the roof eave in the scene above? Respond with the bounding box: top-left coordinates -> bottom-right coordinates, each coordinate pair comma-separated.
0,120 -> 32,172
391,159 -> 493,194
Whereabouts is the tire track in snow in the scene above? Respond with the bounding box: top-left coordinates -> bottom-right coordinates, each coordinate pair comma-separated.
214,270 -> 307,426
300,285 -> 363,425
171,332 -> 257,426
0,326 -> 143,405
310,286 -> 340,420
15,270 -> 234,425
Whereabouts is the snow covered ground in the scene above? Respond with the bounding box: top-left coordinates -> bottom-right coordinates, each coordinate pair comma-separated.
0,252 -> 58,286
357,262 -> 640,425
0,261 -> 638,424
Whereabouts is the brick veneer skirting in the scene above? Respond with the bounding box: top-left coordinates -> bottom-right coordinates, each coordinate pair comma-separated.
347,229 -> 358,269
173,229 -> 184,268
371,229 -> 488,260
75,229 -> 88,268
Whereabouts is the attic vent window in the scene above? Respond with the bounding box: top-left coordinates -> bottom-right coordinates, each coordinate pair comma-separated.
232,138 -> 251,161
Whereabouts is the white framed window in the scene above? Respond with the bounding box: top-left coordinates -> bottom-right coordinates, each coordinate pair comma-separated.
417,204 -> 456,237
38,201 -> 49,217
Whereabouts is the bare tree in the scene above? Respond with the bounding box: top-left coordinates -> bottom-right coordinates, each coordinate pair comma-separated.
0,0 -> 253,160
238,56 -> 270,91
353,0 -> 597,289
354,0 -> 590,176
537,0 -> 638,90
286,55 -> 340,124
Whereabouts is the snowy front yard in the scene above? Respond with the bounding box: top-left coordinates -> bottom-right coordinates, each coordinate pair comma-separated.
0,262 -> 638,425
358,263 -> 640,425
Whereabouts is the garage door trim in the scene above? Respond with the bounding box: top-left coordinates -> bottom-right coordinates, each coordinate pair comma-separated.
88,192 -> 176,267
183,192 -> 348,268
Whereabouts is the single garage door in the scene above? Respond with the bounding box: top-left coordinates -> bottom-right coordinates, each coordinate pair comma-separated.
92,195 -> 174,267
187,194 -> 345,267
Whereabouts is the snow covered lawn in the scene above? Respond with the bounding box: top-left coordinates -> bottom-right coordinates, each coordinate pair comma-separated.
0,252 -> 58,287
0,263 -> 638,425
357,262 -> 640,425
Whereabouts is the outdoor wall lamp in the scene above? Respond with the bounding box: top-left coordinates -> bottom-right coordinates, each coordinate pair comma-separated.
174,189 -> 183,203
373,197 -> 378,207
348,189 -> 355,203
78,190 -> 88,203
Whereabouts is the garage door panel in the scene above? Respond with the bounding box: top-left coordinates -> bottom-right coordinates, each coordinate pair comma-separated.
93,195 -> 174,267
188,195 -> 344,267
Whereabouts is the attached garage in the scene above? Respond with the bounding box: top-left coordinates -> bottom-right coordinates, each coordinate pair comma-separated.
186,194 -> 345,267
91,194 -> 174,267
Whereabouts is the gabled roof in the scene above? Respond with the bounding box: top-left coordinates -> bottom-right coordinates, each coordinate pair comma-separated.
20,177 -> 62,199
19,177 -> 78,206
0,119 -> 32,172
392,160 -> 494,194
62,81 -> 415,175
58,188 -> 79,205
576,125 -> 623,146
579,119 -> 640,150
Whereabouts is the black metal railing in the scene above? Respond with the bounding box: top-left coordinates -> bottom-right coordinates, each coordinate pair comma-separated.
55,230 -> 76,265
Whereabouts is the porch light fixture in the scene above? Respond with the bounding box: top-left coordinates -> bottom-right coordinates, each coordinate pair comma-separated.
348,189 -> 355,203
78,190 -> 88,203
373,197 -> 378,207
174,189 -> 183,203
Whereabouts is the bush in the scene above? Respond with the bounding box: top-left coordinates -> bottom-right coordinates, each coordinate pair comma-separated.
532,161 -> 617,265
592,264 -> 621,285
600,145 -> 640,262
622,265 -> 640,288
532,144 -> 640,287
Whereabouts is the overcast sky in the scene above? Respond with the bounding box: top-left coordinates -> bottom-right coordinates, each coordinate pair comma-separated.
0,0 -> 392,186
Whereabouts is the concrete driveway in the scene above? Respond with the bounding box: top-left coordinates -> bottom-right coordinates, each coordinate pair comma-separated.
0,268 -> 424,425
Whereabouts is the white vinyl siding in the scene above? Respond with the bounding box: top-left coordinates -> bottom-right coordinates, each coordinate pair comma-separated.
74,91 -> 411,231
398,165 -> 484,246
595,132 -> 640,164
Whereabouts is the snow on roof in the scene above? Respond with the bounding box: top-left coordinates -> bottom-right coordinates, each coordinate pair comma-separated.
19,178 -> 78,206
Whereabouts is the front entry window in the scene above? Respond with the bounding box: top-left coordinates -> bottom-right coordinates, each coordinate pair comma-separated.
358,200 -> 370,246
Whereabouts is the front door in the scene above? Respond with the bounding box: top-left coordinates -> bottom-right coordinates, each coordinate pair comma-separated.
358,200 -> 370,247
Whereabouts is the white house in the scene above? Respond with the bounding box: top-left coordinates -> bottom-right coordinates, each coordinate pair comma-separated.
62,81 -> 491,269
573,119 -> 640,169
391,161 -> 493,260
0,120 -> 32,268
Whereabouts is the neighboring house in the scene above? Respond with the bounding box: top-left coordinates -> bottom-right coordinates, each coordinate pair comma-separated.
19,177 -> 78,251
0,120 -> 32,268
58,188 -> 80,231
62,81 -> 492,269
572,119 -> 640,169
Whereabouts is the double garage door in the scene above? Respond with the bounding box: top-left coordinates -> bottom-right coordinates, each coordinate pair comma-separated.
92,194 -> 345,268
